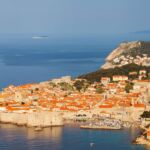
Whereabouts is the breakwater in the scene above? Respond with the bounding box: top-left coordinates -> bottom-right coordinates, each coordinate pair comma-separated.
0,111 -> 63,127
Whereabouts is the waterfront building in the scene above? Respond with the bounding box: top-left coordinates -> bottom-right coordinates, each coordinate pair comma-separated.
101,77 -> 110,85
147,131 -> 150,140
112,75 -> 128,82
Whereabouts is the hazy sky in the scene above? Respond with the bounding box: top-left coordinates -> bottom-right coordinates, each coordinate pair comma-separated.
0,0 -> 150,37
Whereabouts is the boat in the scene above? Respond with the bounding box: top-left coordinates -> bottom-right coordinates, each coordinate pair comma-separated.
34,126 -> 43,131
123,122 -> 131,128
90,142 -> 95,147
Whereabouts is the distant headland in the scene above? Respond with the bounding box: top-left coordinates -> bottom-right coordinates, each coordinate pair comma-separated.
79,41 -> 150,82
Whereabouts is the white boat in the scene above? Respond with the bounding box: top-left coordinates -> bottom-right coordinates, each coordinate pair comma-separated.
34,126 -> 43,131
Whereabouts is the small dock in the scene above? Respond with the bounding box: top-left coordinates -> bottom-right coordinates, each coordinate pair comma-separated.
80,125 -> 122,130
80,118 -> 122,130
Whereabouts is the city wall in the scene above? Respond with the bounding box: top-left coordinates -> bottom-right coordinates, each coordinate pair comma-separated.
0,111 -> 63,127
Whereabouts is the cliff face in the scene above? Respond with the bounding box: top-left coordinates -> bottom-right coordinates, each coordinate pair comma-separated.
106,41 -> 141,61
101,41 -> 150,69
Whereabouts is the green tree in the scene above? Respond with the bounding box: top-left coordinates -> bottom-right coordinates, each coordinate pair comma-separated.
59,82 -> 74,91
125,82 -> 134,93
73,80 -> 90,92
96,86 -> 104,94
49,82 -> 57,88
141,111 -> 150,118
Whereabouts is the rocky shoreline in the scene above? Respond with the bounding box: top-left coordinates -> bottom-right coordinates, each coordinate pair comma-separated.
134,136 -> 150,146
133,125 -> 150,146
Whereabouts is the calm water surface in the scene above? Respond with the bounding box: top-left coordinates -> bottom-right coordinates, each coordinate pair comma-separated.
0,39 -> 113,89
0,123 -> 148,150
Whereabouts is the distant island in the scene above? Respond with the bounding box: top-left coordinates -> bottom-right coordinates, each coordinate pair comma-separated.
32,36 -> 48,39
133,30 -> 150,34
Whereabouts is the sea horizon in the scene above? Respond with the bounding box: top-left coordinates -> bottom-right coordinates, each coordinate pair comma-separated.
0,37 -> 115,89
1,34 -> 150,89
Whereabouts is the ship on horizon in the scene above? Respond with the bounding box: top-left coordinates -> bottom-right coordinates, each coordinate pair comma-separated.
32,35 -> 48,39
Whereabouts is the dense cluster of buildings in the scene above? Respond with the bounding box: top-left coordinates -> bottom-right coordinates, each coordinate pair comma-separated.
0,69 -> 149,122
113,54 -> 150,67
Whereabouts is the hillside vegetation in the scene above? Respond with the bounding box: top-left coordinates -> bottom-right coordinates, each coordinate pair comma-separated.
124,41 -> 150,57
78,64 -> 150,82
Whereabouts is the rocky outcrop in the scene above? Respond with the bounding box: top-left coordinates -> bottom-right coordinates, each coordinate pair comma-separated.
101,41 -> 150,69
106,41 -> 141,61
134,135 -> 150,146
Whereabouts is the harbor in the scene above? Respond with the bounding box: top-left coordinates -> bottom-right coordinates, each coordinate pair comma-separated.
80,119 -> 122,130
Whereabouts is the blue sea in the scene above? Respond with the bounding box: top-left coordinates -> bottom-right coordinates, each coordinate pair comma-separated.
0,34 -> 149,89
0,123 -> 147,150
0,37 -> 115,89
